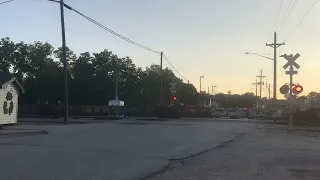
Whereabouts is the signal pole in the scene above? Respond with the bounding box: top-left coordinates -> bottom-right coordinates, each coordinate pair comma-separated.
266,31 -> 285,100
256,69 -> 266,100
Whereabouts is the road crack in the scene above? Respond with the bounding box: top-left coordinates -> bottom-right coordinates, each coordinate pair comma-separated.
140,133 -> 246,180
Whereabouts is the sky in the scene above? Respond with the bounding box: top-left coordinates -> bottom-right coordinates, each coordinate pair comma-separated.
1,0 -> 320,98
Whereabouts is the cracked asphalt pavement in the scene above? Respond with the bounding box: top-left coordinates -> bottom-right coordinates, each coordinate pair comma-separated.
0,118 -> 319,180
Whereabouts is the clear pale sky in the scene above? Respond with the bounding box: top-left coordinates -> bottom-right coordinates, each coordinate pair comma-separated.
1,0 -> 319,98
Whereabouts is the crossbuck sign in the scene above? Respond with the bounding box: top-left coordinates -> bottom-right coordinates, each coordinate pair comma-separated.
170,80 -> 176,96
283,53 -> 300,75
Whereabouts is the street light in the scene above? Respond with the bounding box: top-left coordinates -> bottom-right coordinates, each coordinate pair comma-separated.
200,76 -> 204,93
245,52 -> 277,100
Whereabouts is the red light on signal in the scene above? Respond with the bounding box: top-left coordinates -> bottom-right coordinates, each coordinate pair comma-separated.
292,85 -> 303,94
173,96 -> 177,101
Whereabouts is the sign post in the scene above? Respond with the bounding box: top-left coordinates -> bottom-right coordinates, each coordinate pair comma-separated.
281,53 -> 300,130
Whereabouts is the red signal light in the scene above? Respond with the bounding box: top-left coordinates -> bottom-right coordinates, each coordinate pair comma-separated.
292,85 -> 303,94
173,96 -> 177,101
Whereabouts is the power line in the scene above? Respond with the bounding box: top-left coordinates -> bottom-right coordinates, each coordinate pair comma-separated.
279,0 -> 298,33
162,54 -> 188,82
47,1 -> 189,83
0,0 -> 14,5
52,1 -> 161,54
62,2 -> 188,82
285,0 -> 317,42
68,4 -> 188,81
265,0 -> 284,43
262,0 -> 284,73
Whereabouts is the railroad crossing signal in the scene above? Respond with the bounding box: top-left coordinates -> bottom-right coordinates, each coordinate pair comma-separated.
283,53 -> 300,70
292,85 -> 303,94
280,84 -> 289,94
286,66 -> 298,75
280,53 -> 301,100
170,80 -> 176,96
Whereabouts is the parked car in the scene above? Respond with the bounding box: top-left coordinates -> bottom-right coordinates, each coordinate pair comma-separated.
227,108 -> 246,119
211,108 -> 227,118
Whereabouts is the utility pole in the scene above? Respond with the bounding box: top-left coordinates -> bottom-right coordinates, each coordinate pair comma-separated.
266,31 -> 285,100
268,84 -> 271,99
208,87 -> 209,94
200,76 -> 204,93
252,79 -> 258,99
60,0 -> 68,124
252,79 -> 258,107
265,78 -> 268,98
160,52 -> 163,104
256,69 -> 266,100
115,68 -> 119,100
211,85 -> 213,95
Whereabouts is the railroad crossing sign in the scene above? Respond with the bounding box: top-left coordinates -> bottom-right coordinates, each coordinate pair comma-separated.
281,53 -> 301,130
283,53 -> 300,70
286,66 -> 298,75
170,80 -> 176,95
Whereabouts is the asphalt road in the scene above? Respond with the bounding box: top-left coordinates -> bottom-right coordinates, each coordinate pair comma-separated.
148,123 -> 320,180
0,118 -> 254,180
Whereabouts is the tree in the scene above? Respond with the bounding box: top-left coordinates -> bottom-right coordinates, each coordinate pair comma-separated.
0,37 -> 281,113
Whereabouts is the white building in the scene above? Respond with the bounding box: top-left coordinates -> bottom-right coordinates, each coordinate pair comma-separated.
0,73 -> 25,125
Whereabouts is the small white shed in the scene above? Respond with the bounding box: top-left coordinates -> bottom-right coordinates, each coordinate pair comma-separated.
0,73 -> 25,125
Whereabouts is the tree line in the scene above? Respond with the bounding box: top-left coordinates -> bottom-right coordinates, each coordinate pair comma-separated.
0,37 -> 283,109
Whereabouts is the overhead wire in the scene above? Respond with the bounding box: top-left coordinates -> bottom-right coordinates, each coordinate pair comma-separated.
53,1 -> 189,82
279,0 -> 298,34
162,54 -> 188,82
56,2 -> 161,54
0,0 -> 14,5
265,0 -> 284,43
262,0 -> 284,71
285,0 -> 317,42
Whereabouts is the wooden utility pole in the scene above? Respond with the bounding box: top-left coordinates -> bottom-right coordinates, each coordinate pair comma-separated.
115,68 -> 119,100
252,79 -> 258,99
268,84 -> 271,99
60,0 -> 68,124
266,32 -> 285,100
256,69 -> 266,100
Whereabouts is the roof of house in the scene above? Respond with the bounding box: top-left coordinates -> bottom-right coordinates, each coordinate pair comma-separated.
0,72 -> 25,93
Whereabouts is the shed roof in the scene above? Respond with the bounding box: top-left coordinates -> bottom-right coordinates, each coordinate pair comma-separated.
0,72 -> 25,93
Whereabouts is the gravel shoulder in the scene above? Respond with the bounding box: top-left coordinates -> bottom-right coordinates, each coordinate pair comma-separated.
146,124 -> 320,180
